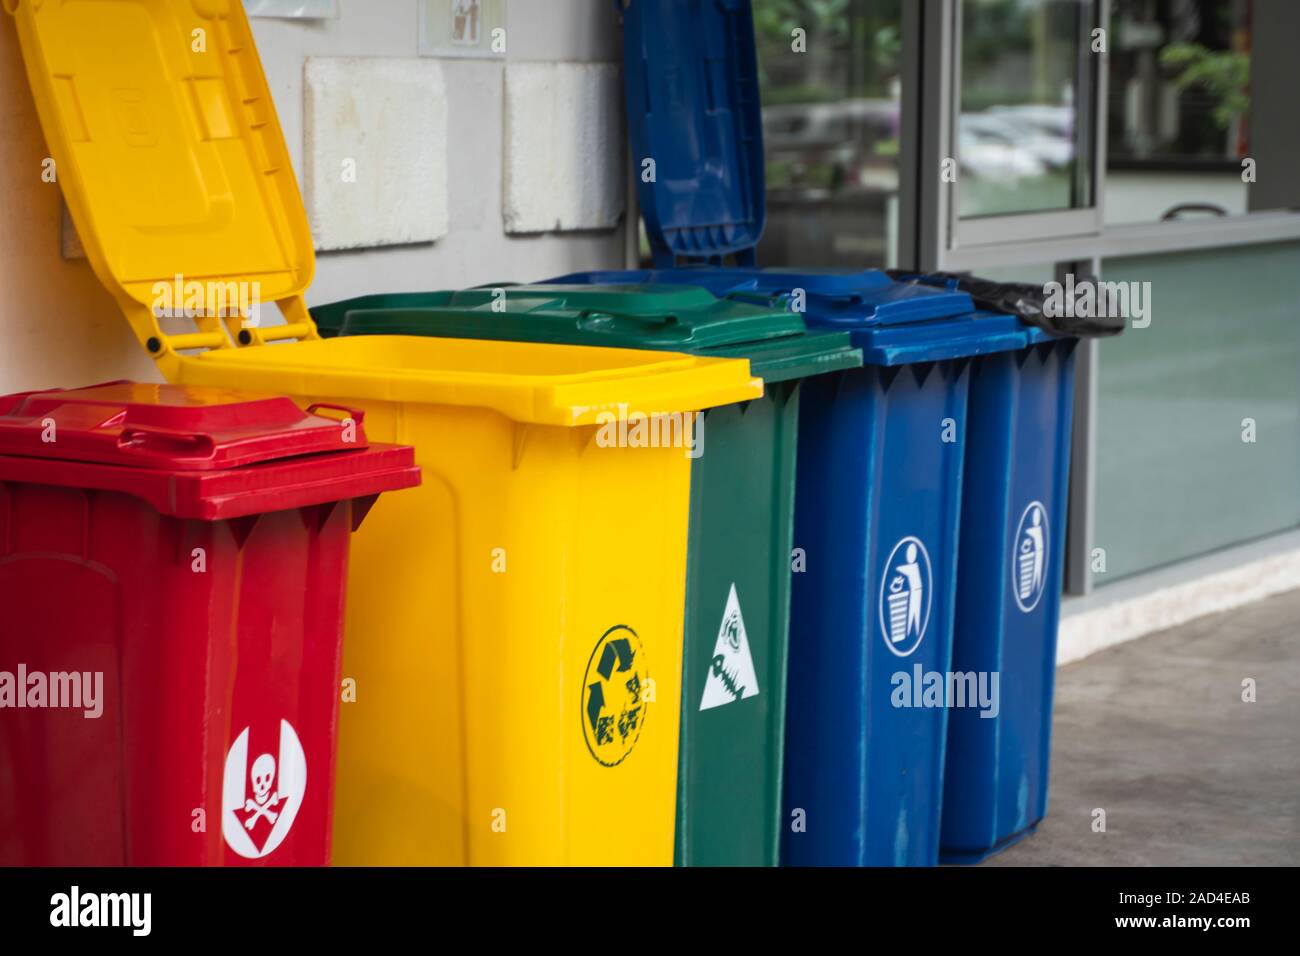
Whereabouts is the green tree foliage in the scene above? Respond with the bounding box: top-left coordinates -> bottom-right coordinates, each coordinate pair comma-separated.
1160,43 -> 1251,129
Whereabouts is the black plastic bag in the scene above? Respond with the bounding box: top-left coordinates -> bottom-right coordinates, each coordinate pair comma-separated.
886,270 -> 1126,338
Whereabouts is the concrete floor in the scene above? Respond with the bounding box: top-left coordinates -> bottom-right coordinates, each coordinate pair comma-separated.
984,587 -> 1300,866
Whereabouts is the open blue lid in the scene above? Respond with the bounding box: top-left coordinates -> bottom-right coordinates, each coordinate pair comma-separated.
622,0 -> 767,267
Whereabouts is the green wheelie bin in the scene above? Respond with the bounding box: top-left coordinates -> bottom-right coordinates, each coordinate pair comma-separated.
312,283 -> 861,865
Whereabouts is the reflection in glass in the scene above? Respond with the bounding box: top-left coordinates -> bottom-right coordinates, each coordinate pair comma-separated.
958,0 -> 1092,219
1105,0 -> 1287,224
754,0 -> 904,268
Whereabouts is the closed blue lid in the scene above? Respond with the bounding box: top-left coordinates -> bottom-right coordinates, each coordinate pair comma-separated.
547,268 -> 978,326
622,0 -> 766,267
545,269 -> 1032,364
849,311 -> 1028,367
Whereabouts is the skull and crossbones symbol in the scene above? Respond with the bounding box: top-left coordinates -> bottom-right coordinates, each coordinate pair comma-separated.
243,753 -> 282,829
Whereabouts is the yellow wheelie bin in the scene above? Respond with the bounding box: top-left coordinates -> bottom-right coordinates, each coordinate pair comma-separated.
8,0 -> 762,865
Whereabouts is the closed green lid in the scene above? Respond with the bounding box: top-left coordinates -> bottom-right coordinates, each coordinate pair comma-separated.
311,284 -> 861,383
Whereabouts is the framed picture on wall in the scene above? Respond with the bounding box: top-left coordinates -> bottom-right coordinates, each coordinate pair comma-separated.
419,0 -> 507,58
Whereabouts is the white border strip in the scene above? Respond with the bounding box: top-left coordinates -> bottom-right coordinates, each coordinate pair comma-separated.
1058,532 -> 1300,665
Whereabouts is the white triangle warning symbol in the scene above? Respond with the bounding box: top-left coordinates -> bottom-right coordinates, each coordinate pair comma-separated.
699,583 -> 760,711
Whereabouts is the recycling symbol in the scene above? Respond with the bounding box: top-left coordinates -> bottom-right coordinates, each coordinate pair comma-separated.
581,625 -> 648,767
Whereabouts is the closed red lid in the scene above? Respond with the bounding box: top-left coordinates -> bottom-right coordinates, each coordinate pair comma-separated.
0,381 -> 369,471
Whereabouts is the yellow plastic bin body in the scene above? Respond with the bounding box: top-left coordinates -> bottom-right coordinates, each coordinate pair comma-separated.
181,339 -> 759,866
7,0 -> 763,864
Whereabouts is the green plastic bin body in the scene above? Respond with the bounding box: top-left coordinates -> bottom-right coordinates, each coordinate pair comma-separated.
312,284 -> 862,866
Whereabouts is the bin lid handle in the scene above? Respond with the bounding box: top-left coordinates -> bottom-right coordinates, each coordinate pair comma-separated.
116,426 -> 217,459
305,403 -> 367,426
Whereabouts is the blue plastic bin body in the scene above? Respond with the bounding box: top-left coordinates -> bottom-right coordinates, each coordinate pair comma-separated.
783,350 -> 967,866
939,329 -> 1078,863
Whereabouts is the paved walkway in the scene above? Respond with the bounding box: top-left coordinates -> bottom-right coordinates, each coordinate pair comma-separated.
985,588 -> 1300,866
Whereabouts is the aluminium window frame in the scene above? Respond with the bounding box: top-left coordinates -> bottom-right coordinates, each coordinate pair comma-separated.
900,0 -> 1300,595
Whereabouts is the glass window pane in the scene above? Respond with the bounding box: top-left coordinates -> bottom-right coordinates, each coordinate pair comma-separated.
958,0 -> 1094,219
1106,0 -> 1299,224
754,0 -> 904,268
1094,242 -> 1300,580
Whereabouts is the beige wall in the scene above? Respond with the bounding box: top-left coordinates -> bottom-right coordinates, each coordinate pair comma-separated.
0,0 -> 628,395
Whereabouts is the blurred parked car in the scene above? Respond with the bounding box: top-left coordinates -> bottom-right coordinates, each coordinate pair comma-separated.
987,104 -> 1076,169
958,112 -> 1051,179
763,99 -> 899,193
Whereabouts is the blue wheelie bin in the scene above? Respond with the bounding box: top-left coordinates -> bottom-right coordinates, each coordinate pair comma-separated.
886,275 -> 1085,864
941,325 -> 1078,863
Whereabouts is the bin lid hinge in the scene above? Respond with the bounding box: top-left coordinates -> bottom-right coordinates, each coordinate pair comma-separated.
125,292 -> 321,368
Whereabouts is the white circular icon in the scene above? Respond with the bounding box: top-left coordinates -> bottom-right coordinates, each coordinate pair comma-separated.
221,719 -> 307,860
1012,501 -> 1049,613
879,535 -> 932,657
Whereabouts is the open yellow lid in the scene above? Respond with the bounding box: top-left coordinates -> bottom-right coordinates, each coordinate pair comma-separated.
7,0 -> 763,422
7,0 -> 316,363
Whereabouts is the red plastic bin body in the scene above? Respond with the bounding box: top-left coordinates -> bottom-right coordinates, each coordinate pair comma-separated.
0,382 -> 419,867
